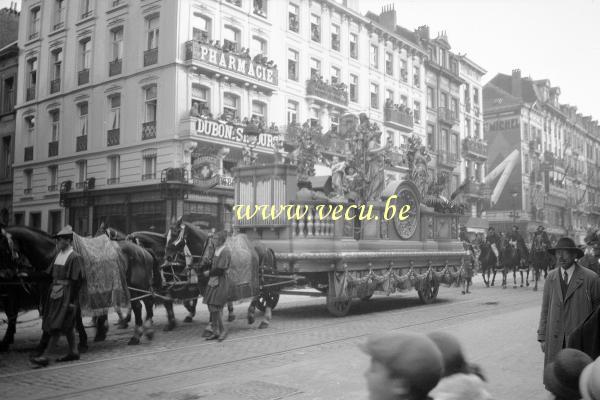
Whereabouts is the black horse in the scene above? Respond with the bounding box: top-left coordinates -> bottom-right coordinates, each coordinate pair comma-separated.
497,237 -> 522,289
478,241 -> 497,287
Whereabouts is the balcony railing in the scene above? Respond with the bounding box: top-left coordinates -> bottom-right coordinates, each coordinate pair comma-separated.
50,79 -> 61,94
76,181 -> 87,190
438,107 -> 458,126
142,121 -> 156,140
142,173 -> 156,181
28,32 -> 39,40
464,181 -> 486,198
107,177 -> 120,185
48,185 -> 58,192
109,59 -> 122,76
48,141 -> 59,157
78,69 -> 90,85
462,137 -> 487,158
384,106 -> 414,131
53,22 -> 64,31
26,87 -> 36,101
144,48 -> 158,66
24,146 -> 33,161
107,128 -> 120,146
76,135 -> 87,152
305,79 -> 348,107
437,151 -> 460,168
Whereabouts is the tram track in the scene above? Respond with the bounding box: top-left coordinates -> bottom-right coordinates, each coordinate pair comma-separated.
0,289 -> 541,400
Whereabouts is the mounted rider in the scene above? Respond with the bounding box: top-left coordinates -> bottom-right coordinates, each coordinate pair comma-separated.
485,227 -> 501,266
509,225 -> 529,269
531,225 -> 551,254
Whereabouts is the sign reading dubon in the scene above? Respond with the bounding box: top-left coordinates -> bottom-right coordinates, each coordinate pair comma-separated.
195,118 -> 277,149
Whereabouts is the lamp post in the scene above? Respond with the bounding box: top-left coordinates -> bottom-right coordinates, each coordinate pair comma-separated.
509,187 -> 519,223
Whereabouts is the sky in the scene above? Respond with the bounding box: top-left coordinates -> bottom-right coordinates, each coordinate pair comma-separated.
2,0 -> 599,118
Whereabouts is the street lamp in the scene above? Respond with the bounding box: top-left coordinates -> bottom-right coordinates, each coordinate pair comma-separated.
509,187 -> 520,223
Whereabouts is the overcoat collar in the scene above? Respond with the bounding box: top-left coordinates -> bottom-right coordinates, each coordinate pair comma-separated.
564,264 -> 585,302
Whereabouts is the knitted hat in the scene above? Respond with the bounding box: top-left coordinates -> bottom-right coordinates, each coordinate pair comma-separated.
580,357 -> 600,400
544,348 -> 593,399
361,332 -> 443,397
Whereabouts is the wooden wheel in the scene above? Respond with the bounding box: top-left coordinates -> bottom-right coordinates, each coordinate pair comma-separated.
417,280 -> 439,304
326,296 -> 352,317
255,291 -> 280,312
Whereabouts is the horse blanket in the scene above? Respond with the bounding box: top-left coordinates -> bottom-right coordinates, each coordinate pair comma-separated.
73,234 -> 130,316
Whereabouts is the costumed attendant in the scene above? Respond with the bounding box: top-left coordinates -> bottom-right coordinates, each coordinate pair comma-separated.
31,225 -> 83,367
202,231 -> 231,342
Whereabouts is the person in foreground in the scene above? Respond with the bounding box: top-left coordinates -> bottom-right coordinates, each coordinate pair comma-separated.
31,225 -> 84,367
202,231 -> 231,342
361,331 -> 443,400
544,348 -> 592,400
537,237 -> 600,388
579,355 -> 600,400
427,331 -> 492,400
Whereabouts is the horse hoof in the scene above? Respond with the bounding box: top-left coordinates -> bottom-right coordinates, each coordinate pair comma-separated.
78,343 -> 89,353
526,282 -> 530,287
145,330 -> 155,341
228,314 -> 236,322
183,316 -> 193,323
127,337 -> 140,345
163,321 -> 176,332
258,321 -> 269,329
247,315 -> 255,325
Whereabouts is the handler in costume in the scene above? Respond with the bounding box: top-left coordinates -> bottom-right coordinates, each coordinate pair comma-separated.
32,225 -> 84,367
202,231 -> 232,342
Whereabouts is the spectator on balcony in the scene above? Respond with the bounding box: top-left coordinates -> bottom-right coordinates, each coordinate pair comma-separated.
385,98 -> 394,109
190,102 -> 200,118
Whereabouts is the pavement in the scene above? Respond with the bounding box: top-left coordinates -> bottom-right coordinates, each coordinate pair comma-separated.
0,275 -> 549,400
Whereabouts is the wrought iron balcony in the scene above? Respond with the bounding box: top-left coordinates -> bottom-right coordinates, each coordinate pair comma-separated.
437,107 -> 458,126
109,59 -> 122,76
48,141 -> 59,157
144,48 -> 158,66
107,177 -> 120,185
48,185 -> 58,192
463,181 -> 486,198
26,87 -> 36,101
53,22 -> 64,31
50,79 -> 61,94
305,79 -> 348,108
28,32 -> 39,40
76,135 -> 87,152
462,137 -> 487,158
78,69 -> 90,85
107,128 -> 120,146
142,121 -> 156,140
142,173 -> 156,181
384,107 -> 414,132
437,151 -> 460,168
24,146 -> 33,161
75,181 -> 87,190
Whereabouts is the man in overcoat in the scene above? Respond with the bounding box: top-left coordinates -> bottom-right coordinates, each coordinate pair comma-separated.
537,237 -> 600,388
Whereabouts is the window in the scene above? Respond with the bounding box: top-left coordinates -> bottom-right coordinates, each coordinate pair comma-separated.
144,86 -> 157,123
78,102 -> 88,136
310,58 -> 321,79
50,49 -> 62,92
223,93 -> 239,119
109,94 -> 121,130
223,26 -> 239,52
400,59 -> 408,81
427,86 -> 434,108
80,0 -> 93,19
400,95 -> 408,107
3,77 -> 15,112
48,165 -> 58,191
330,112 -> 339,134
26,58 -> 38,100
287,100 -> 298,125
54,0 -> 65,30
309,108 -> 319,127
288,49 -> 298,81
30,212 -> 42,229
386,89 -> 394,103
48,210 -> 62,235
331,66 -> 340,84
310,14 -> 320,42
413,65 -> 420,87
450,134 -> 458,158
192,84 -> 210,114
349,74 -> 358,102
414,101 -> 421,124
524,154 -> 530,174
349,33 -> 358,59
465,117 -> 471,137
111,27 -> 123,61
191,17 -> 209,42
370,83 -> 379,109
474,121 -> 481,139
441,92 -> 448,109
252,100 -> 267,121
25,116 -> 35,147
143,154 -> 157,180
2,137 -> 11,179
370,45 -> 378,69
14,213 -> 24,225
427,124 -> 435,151
50,110 -> 60,142
251,36 -> 267,56
253,0 -> 267,18
77,160 -> 87,183
440,128 -> 448,152
147,16 -> 159,50
108,155 -> 120,183
79,38 -> 91,71
473,88 -> 479,105
24,170 -> 32,192
331,25 -> 340,51
385,52 -> 393,75
288,3 -> 299,32
29,6 -> 41,40
451,97 -> 459,118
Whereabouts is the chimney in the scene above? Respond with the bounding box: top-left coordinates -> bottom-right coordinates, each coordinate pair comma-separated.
379,4 -> 396,31
415,25 -> 430,41
511,69 -> 522,99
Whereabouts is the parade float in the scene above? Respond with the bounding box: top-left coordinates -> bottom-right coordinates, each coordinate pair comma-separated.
233,113 -> 468,316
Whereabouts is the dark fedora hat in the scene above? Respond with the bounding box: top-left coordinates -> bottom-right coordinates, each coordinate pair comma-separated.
544,348 -> 592,400
537,225 -> 545,231
548,237 -> 584,258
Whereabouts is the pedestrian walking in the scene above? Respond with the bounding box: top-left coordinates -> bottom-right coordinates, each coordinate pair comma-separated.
361,332 -> 443,400
537,237 -> 600,388
579,355 -> 600,400
579,241 -> 600,276
202,231 -> 232,342
31,225 -> 84,368
544,348 -> 592,400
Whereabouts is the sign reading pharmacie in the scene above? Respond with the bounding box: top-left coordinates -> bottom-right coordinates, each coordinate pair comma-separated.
190,42 -> 278,85
195,118 -> 277,149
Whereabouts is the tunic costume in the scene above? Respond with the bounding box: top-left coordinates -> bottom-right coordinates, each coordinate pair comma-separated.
203,246 -> 232,312
42,249 -> 83,334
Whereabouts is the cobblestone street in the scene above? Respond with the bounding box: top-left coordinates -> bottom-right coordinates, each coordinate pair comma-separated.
0,276 -> 547,400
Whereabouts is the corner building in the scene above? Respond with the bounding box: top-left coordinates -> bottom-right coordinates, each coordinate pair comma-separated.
13,0 -> 435,235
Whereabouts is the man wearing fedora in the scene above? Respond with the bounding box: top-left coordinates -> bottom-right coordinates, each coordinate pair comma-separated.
537,236 -> 600,388
31,225 -> 84,367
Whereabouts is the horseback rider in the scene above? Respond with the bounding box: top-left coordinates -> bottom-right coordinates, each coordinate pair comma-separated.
485,227 -> 501,266
532,225 -> 551,251
509,225 -> 529,265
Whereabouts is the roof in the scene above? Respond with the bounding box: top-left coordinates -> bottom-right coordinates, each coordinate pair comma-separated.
482,82 -> 523,112
460,55 -> 487,75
